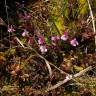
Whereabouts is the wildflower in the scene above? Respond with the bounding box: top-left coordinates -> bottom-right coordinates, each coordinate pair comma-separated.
39,45 -> 48,53
70,38 -> 79,46
8,25 -> 15,33
38,36 -> 45,45
51,36 -> 56,41
61,32 -> 68,41
51,35 -> 60,41
22,29 -> 29,37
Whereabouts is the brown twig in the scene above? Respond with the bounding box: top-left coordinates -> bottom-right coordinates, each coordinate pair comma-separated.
45,66 -> 92,92
15,37 -> 25,48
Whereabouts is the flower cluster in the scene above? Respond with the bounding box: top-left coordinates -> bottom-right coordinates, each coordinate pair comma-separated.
38,35 -> 48,54
7,21 -> 79,54
36,32 -> 79,54
8,25 -> 15,33
51,35 -> 60,41
5,0 -> 84,56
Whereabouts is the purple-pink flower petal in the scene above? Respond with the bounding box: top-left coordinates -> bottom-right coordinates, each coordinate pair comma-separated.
22,29 -> 29,37
39,45 -> 47,53
38,36 -> 45,45
70,38 -> 79,46
8,25 -> 15,33
61,32 -> 68,41
51,35 -> 60,41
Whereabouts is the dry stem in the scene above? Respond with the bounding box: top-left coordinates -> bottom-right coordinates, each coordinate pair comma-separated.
45,66 -> 92,92
87,0 -> 96,51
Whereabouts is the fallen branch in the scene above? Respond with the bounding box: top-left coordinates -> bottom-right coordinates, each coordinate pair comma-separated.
45,66 -> 92,92
73,66 -> 92,77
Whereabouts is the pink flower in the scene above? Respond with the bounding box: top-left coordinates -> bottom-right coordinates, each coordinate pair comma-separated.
38,36 -> 45,45
51,36 -> 56,41
39,45 -> 47,53
51,35 -> 60,41
61,32 -> 68,41
22,29 -> 29,37
8,25 -> 15,33
70,38 -> 79,46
